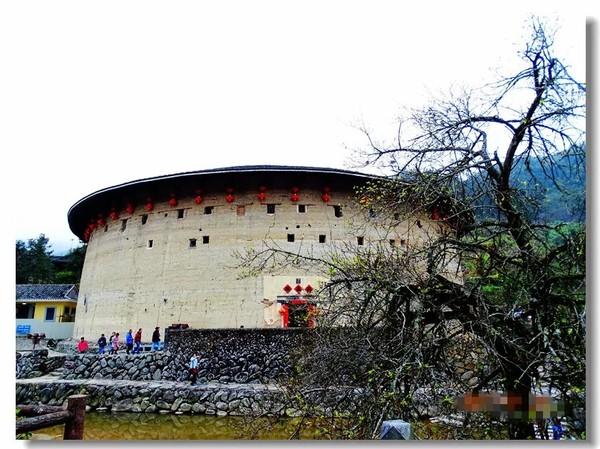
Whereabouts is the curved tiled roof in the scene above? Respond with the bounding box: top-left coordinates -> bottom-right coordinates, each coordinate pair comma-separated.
67,165 -> 379,240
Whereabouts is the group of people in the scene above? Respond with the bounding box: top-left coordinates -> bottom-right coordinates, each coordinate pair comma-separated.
77,327 -> 163,354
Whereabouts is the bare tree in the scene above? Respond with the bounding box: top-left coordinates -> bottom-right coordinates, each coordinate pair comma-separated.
239,19 -> 585,440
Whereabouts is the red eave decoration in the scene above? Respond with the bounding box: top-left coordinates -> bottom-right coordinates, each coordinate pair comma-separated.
294,284 -> 303,293
290,298 -> 307,305
283,284 -> 292,294
145,198 -> 154,212
305,284 -> 314,294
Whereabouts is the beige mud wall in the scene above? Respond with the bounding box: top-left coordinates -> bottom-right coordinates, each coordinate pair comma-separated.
73,188 -> 440,339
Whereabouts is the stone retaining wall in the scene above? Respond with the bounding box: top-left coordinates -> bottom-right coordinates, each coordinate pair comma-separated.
165,328 -> 307,383
56,329 -> 308,383
16,350 -> 66,379
16,380 -> 291,416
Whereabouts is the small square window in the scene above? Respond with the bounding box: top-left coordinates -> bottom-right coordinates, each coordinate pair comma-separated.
389,239 -> 396,246
357,236 -> 364,246
287,234 -> 295,242
121,219 -> 128,231
104,225 -> 108,232
148,240 -> 153,248
204,206 -> 214,215
334,205 -> 343,218
189,238 -> 197,248
267,204 -> 276,214
298,204 -> 306,213
319,234 -> 326,243
141,214 -> 148,225
177,209 -> 185,219
296,278 -> 302,284
237,205 -> 246,216
202,236 -> 210,244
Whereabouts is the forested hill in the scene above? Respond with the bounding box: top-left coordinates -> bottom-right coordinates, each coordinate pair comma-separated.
511,149 -> 586,223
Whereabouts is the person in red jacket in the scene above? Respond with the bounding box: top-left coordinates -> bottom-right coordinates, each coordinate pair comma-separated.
133,328 -> 142,354
77,337 -> 89,353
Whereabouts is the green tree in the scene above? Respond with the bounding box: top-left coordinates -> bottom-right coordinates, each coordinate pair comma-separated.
54,244 -> 87,283
16,234 -> 55,284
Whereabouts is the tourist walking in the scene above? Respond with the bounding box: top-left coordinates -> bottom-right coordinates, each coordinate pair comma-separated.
125,329 -> 134,354
189,354 -> 199,385
112,332 -> 120,354
133,328 -> 142,354
97,333 -> 107,354
77,337 -> 89,353
108,332 -> 116,354
151,327 -> 161,351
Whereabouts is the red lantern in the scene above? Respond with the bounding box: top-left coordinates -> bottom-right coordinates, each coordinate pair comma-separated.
125,203 -> 135,215
145,198 -> 154,212
88,220 -> 97,231
168,197 -> 178,207
294,284 -> 303,293
257,192 -> 267,202
109,209 -> 119,221
194,195 -> 203,205
225,193 -> 235,203
283,284 -> 292,294
305,284 -> 314,294
97,217 -> 106,227
290,193 -> 300,202
321,193 -> 331,203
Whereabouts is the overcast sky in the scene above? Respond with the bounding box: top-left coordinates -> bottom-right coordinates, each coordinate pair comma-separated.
1,1 -> 588,255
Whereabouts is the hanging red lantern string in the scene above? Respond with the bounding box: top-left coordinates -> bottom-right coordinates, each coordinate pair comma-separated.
109,209 -> 119,221
168,193 -> 178,207
145,198 -> 154,212
321,192 -> 331,203
125,203 -> 135,215
194,195 -> 203,205
257,185 -> 268,202
290,187 -> 300,202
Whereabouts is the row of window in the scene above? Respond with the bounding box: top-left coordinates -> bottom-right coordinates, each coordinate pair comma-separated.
114,204 -> 344,232
144,235 -> 407,248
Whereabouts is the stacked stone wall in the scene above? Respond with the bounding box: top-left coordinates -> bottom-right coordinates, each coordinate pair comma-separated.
16,350 -> 66,379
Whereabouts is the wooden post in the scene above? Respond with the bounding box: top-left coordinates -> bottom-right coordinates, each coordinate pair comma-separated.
63,394 -> 86,440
